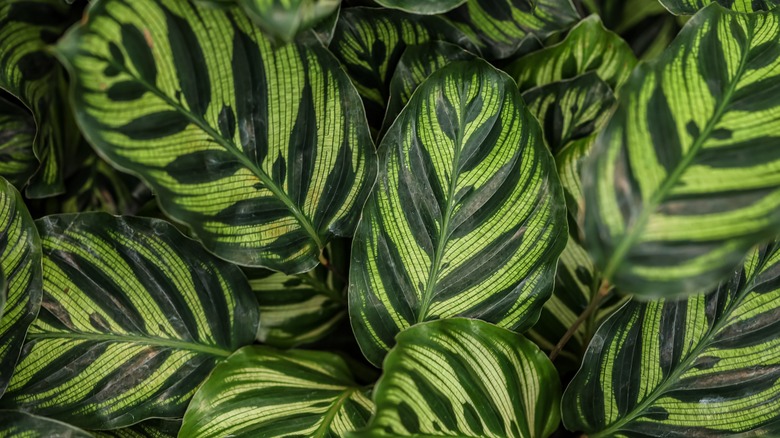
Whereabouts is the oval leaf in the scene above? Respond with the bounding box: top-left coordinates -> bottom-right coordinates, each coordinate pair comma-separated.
0,176 -> 42,397
584,4 -> 780,298
563,241 -> 780,436
374,0 -> 467,14
55,0 -> 376,273
0,96 -> 37,189
180,346 -> 374,437
0,213 -> 259,429
349,59 -> 567,366
352,319 -> 561,438
0,410 -> 91,437
661,0 -> 780,15
238,0 -> 341,43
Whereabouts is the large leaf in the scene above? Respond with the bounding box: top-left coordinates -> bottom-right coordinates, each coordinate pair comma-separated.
0,0 -> 82,198
661,0 -> 780,15
349,59 -> 567,366
0,410 -> 92,437
507,15 -> 638,92
563,241 -> 780,436
445,0 -> 579,59
0,213 -> 259,429
55,0 -> 376,273
583,4 -> 780,298
238,0 -> 341,43
0,176 -> 42,397
351,319 -> 561,437
180,346 -> 374,437
0,95 -> 37,189
374,0 -> 467,14
329,7 -> 478,129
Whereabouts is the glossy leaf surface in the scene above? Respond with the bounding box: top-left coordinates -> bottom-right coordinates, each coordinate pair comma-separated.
0,410 -> 92,438
238,0 -> 341,43
661,0 -> 780,15
374,0 -> 467,14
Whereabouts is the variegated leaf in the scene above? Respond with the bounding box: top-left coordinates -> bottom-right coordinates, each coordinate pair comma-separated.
351,319 -> 561,438
661,0 -> 780,15
0,410 -> 92,438
563,241 -> 780,436
349,59 -> 567,366
56,0 -> 376,273
0,213 -> 258,429
374,0 -> 467,14
0,95 -> 37,189
238,0 -> 341,43
180,346 -> 374,437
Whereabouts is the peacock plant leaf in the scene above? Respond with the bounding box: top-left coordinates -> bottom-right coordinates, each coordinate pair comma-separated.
445,0 -> 579,60
55,0 -> 377,274
562,240 -> 780,436
349,59 -> 567,366
329,7 -> 479,129
660,0 -> 780,15
237,0 -> 341,43
584,4 -> 780,298
0,213 -> 259,429
0,96 -> 37,189
0,0 -> 83,198
374,0 -> 467,14
180,346 -> 374,437
0,176 -> 42,398
92,420 -> 181,437
0,410 -> 92,437
351,319 -> 561,438
507,14 -> 638,93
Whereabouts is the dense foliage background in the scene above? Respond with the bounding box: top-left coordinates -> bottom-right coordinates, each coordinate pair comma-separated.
0,0 -> 779,436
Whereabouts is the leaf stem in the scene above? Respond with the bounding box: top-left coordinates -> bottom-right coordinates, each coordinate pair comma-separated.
549,279 -> 610,361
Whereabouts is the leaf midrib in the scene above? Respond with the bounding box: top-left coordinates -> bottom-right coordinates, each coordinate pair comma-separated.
27,331 -> 232,358
312,387 -> 358,438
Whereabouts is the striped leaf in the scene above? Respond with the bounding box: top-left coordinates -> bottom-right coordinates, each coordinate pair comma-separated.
374,0 -> 467,14
180,346 -> 374,437
0,96 -> 37,189
349,59 -> 567,366
0,213 -> 259,429
583,4 -> 780,298
0,0 -> 82,198
522,73 -> 616,154
92,420 -> 180,438
381,41 -> 476,135
351,319 -> 561,438
445,0 -> 579,59
0,410 -> 91,438
661,0 -> 780,15
0,176 -> 42,397
507,15 -> 638,92
562,241 -> 780,436
55,0 -> 376,273
238,0 -> 341,43
329,7 -> 478,129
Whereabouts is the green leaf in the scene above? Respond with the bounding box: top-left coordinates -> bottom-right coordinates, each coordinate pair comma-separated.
0,176 -> 42,397
660,0 -> 780,15
92,420 -> 181,437
0,410 -> 92,437
329,7 -> 479,129
0,0 -> 82,198
584,4 -> 780,298
445,0 -> 579,60
238,0 -> 341,43
382,41 -> 476,135
351,319 -> 561,438
55,0 -> 377,274
562,241 -> 780,436
374,0 -> 467,14
0,213 -> 259,429
522,73 -> 616,153
349,59 -> 567,366
0,96 -> 37,189
507,15 -> 638,92
180,346 -> 374,437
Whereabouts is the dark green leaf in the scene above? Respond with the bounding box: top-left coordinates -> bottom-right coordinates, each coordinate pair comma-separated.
238,0 -> 341,43
0,96 -> 37,189
0,410 -> 91,437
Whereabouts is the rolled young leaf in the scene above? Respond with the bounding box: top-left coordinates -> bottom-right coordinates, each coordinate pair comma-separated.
374,0 -> 467,14
660,0 -> 780,15
238,0 -> 341,43
55,0 -> 377,273
583,4 -> 780,298
562,240 -> 780,436
0,95 -> 37,189
180,346 -> 374,437
0,213 -> 259,429
351,319 -> 561,438
0,176 -> 42,397
349,59 -> 567,366
0,410 -> 92,437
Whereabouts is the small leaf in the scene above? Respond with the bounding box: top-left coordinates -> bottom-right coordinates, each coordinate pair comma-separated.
180,346 -> 374,437
374,0 -> 467,14
0,410 -> 91,437
562,241 -> 780,436
238,0 -> 341,43
661,0 -> 780,15
352,319 -> 561,438
0,213 -> 259,429
349,59 -> 567,366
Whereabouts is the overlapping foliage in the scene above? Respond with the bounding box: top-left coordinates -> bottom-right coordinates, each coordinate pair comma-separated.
0,0 -> 779,437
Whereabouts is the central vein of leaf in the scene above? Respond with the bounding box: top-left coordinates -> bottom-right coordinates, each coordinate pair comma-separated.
28,331 -> 233,358
312,387 -> 358,437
